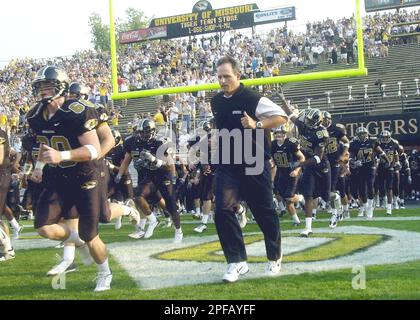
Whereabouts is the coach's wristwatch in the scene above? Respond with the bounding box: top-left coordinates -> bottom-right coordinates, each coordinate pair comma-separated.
256,121 -> 263,129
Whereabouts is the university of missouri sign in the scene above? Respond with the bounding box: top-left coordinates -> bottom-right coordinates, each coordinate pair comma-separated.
335,112 -> 420,145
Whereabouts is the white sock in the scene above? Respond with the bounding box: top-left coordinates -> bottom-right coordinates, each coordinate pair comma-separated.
66,231 -> 85,247
147,213 -> 157,224
137,219 -> 147,230
305,217 -> 312,230
367,199 -> 374,209
63,245 -> 76,261
292,214 -> 300,224
331,208 -> 338,215
387,204 -> 392,210
312,209 -> 317,215
195,207 -> 201,215
122,205 -> 131,216
9,218 -> 20,230
201,215 -> 209,224
343,204 -> 349,211
97,258 -> 111,274
175,227 -> 183,234
0,227 -> 13,251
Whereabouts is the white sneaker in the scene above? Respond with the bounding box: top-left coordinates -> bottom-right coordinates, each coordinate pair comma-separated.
47,259 -> 76,276
194,224 -> 208,233
329,214 -> 338,228
125,199 -> 140,225
144,220 -> 159,239
265,253 -> 283,276
300,229 -> 313,237
94,271 -> 113,292
115,217 -> 122,230
386,208 -> 392,216
77,243 -> 94,266
236,205 -> 247,229
222,261 -> 249,283
13,225 -> 24,240
0,249 -> 15,262
174,230 -> 183,244
128,228 -> 145,240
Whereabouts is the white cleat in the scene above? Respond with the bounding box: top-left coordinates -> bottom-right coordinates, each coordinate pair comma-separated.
128,228 -> 145,240
0,249 -> 15,262
329,214 -> 338,229
115,217 -> 122,230
265,253 -> 283,276
77,243 -> 94,266
193,224 -> 208,233
47,259 -> 76,277
386,209 -> 392,216
94,271 -> 113,292
300,229 -> 313,237
174,230 -> 183,244
13,225 -> 24,240
222,261 -> 249,283
144,220 -> 159,239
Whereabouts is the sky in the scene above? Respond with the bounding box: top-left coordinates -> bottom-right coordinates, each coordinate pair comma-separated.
0,0 -> 365,68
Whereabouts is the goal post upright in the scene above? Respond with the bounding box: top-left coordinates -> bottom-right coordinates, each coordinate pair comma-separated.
109,0 -> 367,100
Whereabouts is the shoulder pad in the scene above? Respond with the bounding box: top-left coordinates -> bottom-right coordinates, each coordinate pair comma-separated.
84,118 -> 99,131
68,101 -> 86,114
370,137 -> 378,142
336,123 -> 345,129
289,137 -> 299,145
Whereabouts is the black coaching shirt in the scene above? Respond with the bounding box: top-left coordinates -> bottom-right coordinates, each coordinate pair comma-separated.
211,84 -> 286,166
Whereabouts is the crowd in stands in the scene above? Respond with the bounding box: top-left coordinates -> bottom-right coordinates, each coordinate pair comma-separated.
1,9 -> 419,135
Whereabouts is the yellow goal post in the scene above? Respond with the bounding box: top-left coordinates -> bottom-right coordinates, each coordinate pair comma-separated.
108,0 -> 367,100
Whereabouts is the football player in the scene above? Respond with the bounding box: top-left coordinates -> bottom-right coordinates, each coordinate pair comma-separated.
271,125 -> 305,227
398,148 -> 412,209
46,82 -> 139,278
0,128 -> 16,261
278,96 -> 331,237
322,111 -> 350,227
116,119 -> 183,243
377,130 -> 400,215
409,149 -> 420,201
27,66 -> 112,291
0,128 -> 23,240
349,127 -> 389,219
194,120 -> 217,233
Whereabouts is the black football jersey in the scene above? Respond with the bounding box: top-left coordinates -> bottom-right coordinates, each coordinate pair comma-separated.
409,154 -> 420,174
21,133 -> 39,164
123,135 -> 172,173
26,99 -> 100,175
105,144 -> 125,168
271,137 -> 300,170
295,119 -> 329,161
349,137 -> 379,167
0,128 -> 11,170
326,124 -> 347,163
400,153 -> 410,174
378,139 -> 399,168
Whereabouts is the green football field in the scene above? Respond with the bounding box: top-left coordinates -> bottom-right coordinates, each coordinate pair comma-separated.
1,207 -> 420,300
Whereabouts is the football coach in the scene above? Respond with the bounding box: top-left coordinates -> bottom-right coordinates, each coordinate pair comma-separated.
211,56 -> 288,283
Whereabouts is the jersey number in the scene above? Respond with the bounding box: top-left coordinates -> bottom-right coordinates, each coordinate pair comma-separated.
37,135 -> 76,169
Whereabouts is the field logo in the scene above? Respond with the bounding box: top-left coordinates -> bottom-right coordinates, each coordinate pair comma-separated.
108,226 -> 420,290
